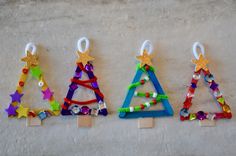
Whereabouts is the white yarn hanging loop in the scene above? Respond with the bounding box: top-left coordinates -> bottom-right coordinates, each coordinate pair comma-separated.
192,42 -> 205,60
25,42 -> 37,55
140,40 -> 153,55
77,37 -> 90,53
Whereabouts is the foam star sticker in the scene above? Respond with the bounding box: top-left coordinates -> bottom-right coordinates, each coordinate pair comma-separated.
136,50 -> 152,67
21,51 -> 39,67
192,53 -> 209,72
76,50 -> 95,65
5,104 -> 18,116
30,66 -> 42,79
10,90 -> 24,103
42,88 -> 54,100
50,101 -> 60,111
16,105 -> 29,118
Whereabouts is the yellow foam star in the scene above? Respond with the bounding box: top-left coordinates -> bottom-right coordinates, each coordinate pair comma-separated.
76,50 -> 95,65
16,104 -> 29,118
192,53 -> 209,72
136,50 -> 152,67
21,51 -> 39,67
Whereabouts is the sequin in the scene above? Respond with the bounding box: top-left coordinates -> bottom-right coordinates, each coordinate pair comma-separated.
81,106 -> 90,115
196,111 -> 206,120
180,108 -> 189,117
193,73 -> 201,80
189,113 -> 197,120
204,74 -> 214,83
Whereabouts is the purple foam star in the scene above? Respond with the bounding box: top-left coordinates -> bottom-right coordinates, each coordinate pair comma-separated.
10,90 -> 23,103
42,88 -> 54,100
5,104 -> 18,116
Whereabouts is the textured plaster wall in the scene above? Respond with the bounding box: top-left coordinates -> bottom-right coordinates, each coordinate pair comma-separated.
0,0 -> 236,156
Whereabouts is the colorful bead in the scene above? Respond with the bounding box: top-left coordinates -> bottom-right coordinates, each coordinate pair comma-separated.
187,92 -> 194,98
180,108 -> 189,117
152,92 -> 157,98
129,107 -> 134,112
91,108 -> 99,116
207,113 -> 215,120
213,90 -> 222,98
192,73 -> 201,80
189,113 -> 197,120
210,81 -> 218,90
38,81 -> 44,87
81,106 -> 90,115
38,111 -> 47,120
144,76 -> 149,81
222,104 -> 231,113
98,102 -> 107,110
196,111 -> 206,120
134,91 -> 138,96
144,102 -> 150,108
204,74 -> 214,83
191,83 -> 197,88
69,105 -> 80,115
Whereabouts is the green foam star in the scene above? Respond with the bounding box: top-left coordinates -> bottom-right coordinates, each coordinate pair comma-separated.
217,97 -> 225,104
30,66 -> 42,79
50,101 -> 60,111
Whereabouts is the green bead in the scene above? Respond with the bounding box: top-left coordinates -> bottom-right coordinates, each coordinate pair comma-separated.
189,113 -> 197,120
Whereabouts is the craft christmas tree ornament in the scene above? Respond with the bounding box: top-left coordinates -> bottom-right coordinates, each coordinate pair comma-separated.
179,42 -> 232,123
5,43 -> 60,126
61,37 -> 108,118
118,40 -> 174,119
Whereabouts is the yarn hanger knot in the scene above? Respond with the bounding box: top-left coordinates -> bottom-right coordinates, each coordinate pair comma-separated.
25,42 -> 37,55
77,37 -> 90,53
192,42 -> 205,60
140,40 -> 153,55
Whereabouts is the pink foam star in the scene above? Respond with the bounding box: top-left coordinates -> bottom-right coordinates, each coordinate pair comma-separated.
42,88 -> 54,100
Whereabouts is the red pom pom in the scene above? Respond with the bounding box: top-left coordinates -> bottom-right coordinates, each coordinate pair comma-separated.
140,80 -> 145,85
145,92 -> 150,98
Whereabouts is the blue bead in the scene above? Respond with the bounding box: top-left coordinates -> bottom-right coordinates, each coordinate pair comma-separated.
204,74 -> 214,83
38,111 -> 47,120
180,108 -> 189,117
191,83 -> 197,88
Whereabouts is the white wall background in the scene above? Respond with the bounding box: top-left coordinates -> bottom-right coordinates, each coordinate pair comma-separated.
0,0 -> 236,156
